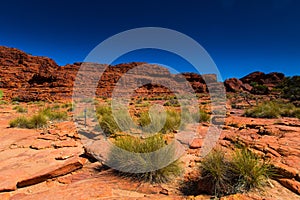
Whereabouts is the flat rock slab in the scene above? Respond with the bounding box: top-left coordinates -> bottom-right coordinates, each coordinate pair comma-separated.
8,169 -> 185,200
0,120 -> 86,192
0,147 -> 85,192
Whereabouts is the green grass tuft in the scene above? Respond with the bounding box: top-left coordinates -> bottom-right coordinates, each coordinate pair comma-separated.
9,116 -> 32,128
244,100 -> 300,118
107,134 -> 182,183
231,148 -> 274,192
29,113 -> 48,128
198,148 -> 274,197
13,105 -> 27,113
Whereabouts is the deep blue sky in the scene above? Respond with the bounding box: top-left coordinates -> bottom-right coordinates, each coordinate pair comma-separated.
0,0 -> 299,80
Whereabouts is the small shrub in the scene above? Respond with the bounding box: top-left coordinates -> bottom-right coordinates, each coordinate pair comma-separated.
47,111 -> 68,121
96,105 -> 111,117
107,134 -> 182,183
12,101 -> 20,105
99,114 -> 120,135
199,110 -> 210,122
27,101 -> 45,106
0,100 -> 8,105
39,107 -> 68,121
139,111 -> 166,134
139,110 -> 181,134
199,149 -> 235,196
97,105 -> 133,135
189,109 -> 210,123
250,82 -> 269,95
52,104 -> 60,110
244,100 -> 300,118
232,148 -> 273,192
12,97 -> 21,102
276,76 -> 300,101
61,102 -> 73,108
9,116 -> 32,128
29,113 -> 48,128
198,148 -> 274,197
163,110 -> 181,133
163,99 -> 180,107
0,90 -> 3,99
13,105 -> 27,113
136,101 -> 150,107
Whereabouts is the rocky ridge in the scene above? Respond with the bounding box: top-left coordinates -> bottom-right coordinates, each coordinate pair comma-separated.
0,46 -> 285,101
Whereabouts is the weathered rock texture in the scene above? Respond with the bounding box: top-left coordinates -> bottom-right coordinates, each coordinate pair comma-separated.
0,46 -> 285,101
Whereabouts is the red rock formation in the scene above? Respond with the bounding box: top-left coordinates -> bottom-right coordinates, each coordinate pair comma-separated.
0,46 -> 287,101
0,46 -> 221,101
224,71 -> 285,93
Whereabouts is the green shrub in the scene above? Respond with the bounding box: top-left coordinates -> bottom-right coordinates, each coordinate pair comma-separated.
136,101 -> 150,107
187,109 -> 210,123
10,106 -> 67,129
0,90 -> 3,99
61,102 -> 73,108
139,111 -> 166,134
12,97 -> 21,102
52,104 -> 60,110
96,104 -> 132,135
107,134 -> 182,183
276,76 -> 300,101
199,149 -> 235,196
163,99 -> 180,107
163,110 -> 181,133
99,114 -> 120,135
198,148 -> 274,197
96,105 -> 112,117
12,101 -> 20,105
244,100 -> 300,118
139,110 -> 181,134
29,113 -> 48,128
9,116 -> 32,128
0,100 -> 8,105
39,107 -> 68,121
47,111 -> 68,121
250,82 -> 269,95
13,105 -> 27,113
199,110 -> 210,122
232,148 -> 273,192
27,101 -> 45,106
10,114 -> 47,129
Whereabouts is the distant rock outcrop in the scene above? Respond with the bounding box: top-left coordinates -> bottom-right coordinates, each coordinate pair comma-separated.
0,46 -> 215,101
224,71 -> 285,94
0,46 -> 287,101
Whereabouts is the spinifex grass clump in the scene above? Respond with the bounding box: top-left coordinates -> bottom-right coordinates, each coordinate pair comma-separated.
9,116 -> 32,128
244,100 -> 300,118
199,149 -> 235,196
9,105 -> 68,129
40,107 -> 68,121
96,105 -> 133,136
107,134 -> 182,183
198,148 -> 274,197
29,113 -> 48,128
138,109 -> 181,134
13,105 -> 27,113
231,148 -> 274,192
96,104 -> 184,135
9,113 -> 47,128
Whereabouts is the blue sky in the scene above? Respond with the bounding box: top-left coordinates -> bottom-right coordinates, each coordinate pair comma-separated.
0,0 -> 299,80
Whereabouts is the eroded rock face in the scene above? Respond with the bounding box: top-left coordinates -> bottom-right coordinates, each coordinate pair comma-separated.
0,46 -> 222,101
224,78 -> 244,92
224,71 -> 285,94
0,46 -> 285,102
